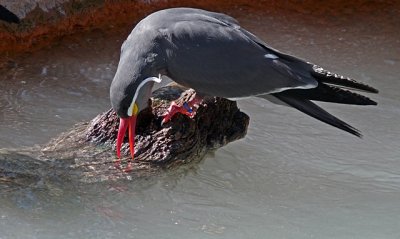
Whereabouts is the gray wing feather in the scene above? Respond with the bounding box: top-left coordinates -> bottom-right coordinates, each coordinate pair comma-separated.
155,9 -> 317,98
274,94 -> 362,137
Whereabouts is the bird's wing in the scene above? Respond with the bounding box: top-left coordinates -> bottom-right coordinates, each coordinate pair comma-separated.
161,11 -> 317,98
0,5 -> 20,23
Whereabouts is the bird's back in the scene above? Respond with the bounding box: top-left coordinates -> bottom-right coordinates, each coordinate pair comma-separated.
132,8 -> 317,98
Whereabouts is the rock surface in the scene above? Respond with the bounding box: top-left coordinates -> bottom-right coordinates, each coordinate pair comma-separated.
0,85 -> 249,185
1,0 -> 398,61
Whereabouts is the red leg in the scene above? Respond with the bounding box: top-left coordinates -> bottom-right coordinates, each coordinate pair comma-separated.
162,95 -> 203,124
186,95 -> 202,109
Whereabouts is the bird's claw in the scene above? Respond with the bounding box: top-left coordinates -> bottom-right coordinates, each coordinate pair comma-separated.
182,102 -> 193,113
162,101 -> 196,125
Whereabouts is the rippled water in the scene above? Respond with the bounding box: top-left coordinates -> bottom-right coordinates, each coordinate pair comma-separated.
1,7 -> 400,239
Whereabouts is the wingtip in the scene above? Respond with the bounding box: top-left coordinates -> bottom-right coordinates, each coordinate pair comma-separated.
371,88 -> 379,94
349,127 -> 363,138
339,119 -> 363,138
274,94 -> 366,139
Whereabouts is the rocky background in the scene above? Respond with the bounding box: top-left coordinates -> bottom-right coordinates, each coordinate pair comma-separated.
0,0 -> 399,62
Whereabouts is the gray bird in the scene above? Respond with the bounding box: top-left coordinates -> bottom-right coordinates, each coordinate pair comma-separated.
110,8 -> 378,167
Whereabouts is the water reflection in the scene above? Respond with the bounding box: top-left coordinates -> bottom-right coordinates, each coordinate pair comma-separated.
0,32 -> 124,148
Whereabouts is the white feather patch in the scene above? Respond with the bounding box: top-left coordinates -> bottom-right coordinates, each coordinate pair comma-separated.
127,75 -> 162,116
264,54 -> 279,59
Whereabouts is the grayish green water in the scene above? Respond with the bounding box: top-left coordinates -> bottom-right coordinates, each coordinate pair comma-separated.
1,8 -> 400,239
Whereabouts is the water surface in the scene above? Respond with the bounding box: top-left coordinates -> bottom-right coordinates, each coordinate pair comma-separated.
1,7 -> 400,239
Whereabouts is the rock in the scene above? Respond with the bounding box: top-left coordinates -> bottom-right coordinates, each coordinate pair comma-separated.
86,86 -> 248,164
1,0 -> 70,19
2,0 -> 397,62
0,85 -> 249,184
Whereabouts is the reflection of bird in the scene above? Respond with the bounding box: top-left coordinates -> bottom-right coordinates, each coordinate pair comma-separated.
0,5 -> 20,24
110,8 -> 378,168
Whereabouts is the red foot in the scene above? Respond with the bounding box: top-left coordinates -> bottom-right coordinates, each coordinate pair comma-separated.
162,95 -> 203,124
162,101 -> 193,124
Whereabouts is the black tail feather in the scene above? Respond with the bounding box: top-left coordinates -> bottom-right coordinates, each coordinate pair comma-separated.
274,94 -> 362,137
270,66 -> 378,137
311,65 -> 379,93
282,83 -> 377,106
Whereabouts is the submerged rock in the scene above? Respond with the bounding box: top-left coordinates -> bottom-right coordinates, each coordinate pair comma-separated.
0,85 -> 249,184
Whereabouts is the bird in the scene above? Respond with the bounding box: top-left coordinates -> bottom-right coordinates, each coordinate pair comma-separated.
0,5 -> 20,24
110,7 -> 378,169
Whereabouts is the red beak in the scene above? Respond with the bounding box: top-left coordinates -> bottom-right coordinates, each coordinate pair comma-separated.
116,116 -> 137,159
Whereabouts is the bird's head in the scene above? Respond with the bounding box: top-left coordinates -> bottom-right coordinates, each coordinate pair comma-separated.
110,50 -> 162,159
110,26 -> 167,161
110,73 -> 162,159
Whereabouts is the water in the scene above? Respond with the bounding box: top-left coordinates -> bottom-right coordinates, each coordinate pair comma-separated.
1,7 -> 400,239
